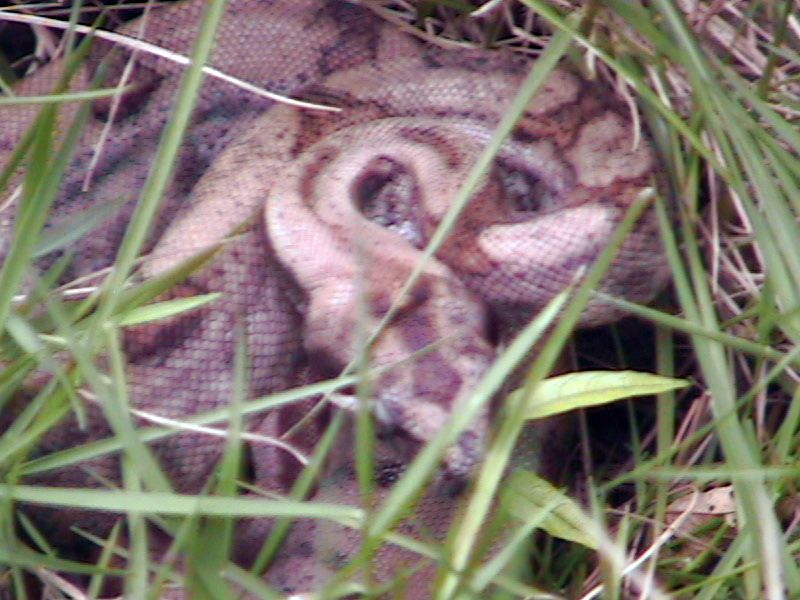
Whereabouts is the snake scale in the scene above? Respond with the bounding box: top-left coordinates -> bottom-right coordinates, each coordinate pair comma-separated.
0,0 -> 668,597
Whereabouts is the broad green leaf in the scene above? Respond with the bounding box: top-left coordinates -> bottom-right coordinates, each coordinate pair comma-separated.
503,470 -> 599,550
511,370 -> 689,421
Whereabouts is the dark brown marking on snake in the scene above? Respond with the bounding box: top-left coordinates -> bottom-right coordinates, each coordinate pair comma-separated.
370,291 -> 392,319
299,145 -> 339,205
317,2 -> 383,75
398,311 -> 439,353
90,60 -> 163,123
397,125 -> 465,170
408,280 -> 433,309
292,94 -> 395,157
412,352 -> 463,408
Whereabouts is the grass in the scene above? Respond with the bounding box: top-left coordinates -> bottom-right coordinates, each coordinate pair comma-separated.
1,0 -> 800,598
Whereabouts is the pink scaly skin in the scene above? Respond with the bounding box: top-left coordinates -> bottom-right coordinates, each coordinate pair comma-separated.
0,1 -> 666,596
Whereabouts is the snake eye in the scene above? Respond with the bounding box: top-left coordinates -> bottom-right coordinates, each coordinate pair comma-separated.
375,461 -> 405,487
498,161 -> 558,214
353,156 -> 425,248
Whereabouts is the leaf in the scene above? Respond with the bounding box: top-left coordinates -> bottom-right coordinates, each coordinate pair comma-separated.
117,293 -> 221,327
113,243 -> 221,317
503,470 -> 599,549
510,370 -> 689,421
33,194 -> 130,258
667,486 -> 737,528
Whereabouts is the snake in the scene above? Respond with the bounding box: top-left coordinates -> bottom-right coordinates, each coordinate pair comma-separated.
0,0 -> 668,596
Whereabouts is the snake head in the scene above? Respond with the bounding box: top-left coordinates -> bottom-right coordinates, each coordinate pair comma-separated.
300,268 -> 494,477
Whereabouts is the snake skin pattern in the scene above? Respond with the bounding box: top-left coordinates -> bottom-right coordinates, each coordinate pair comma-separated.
0,0 -> 668,596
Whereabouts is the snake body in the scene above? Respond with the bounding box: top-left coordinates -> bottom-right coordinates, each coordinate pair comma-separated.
0,0 -> 667,596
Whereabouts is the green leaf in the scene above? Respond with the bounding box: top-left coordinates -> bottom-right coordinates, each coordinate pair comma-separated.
112,243 -> 221,318
0,484 -> 362,523
33,193 -> 130,258
503,470 -> 599,550
511,370 -> 689,421
117,293 -> 221,327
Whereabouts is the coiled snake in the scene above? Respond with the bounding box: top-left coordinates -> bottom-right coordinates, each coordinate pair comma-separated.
0,0 -> 667,596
